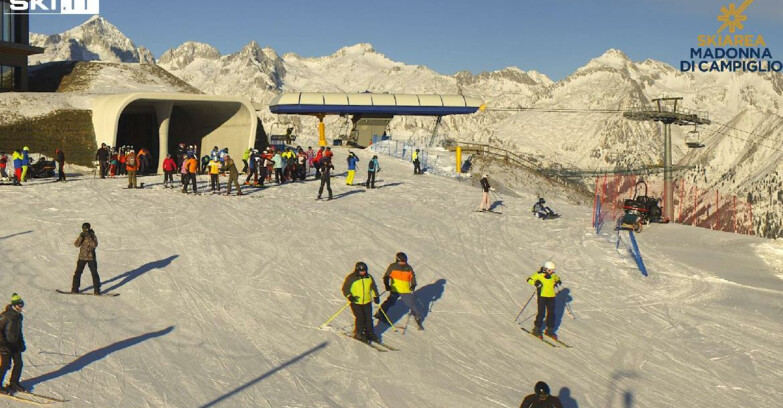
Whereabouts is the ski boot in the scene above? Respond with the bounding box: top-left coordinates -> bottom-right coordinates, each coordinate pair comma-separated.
544,329 -> 558,341
415,317 -> 424,330
531,326 -> 543,338
8,383 -> 26,393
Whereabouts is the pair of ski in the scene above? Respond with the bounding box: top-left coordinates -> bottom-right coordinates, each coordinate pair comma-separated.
320,326 -> 398,352
520,327 -> 572,348
473,209 -> 503,215
340,332 -> 399,352
1,390 -> 67,405
55,289 -> 119,297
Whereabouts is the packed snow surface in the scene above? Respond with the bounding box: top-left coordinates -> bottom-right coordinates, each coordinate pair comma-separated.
1,148 -> 781,407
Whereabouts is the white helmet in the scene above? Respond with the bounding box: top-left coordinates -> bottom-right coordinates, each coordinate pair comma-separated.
543,261 -> 556,271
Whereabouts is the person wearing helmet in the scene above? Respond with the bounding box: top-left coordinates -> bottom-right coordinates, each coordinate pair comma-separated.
412,148 -> 422,174
478,174 -> 496,211
519,381 -> 563,408
377,252 -> 424,330
533,197 -> 559,219
527,261 -> 562,339
20,147 -> 30,182
341,262 -> 380,343
317,157 -> 334,200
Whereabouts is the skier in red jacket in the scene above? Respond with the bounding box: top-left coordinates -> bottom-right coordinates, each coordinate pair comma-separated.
162,154 -> 177,188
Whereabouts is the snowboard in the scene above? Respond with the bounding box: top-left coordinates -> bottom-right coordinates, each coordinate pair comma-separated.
56,289 -> 119,297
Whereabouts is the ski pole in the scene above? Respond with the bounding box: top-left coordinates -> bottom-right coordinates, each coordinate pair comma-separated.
319,301 -> 351,329
514,292 -> 536,322
491,190 -> 505,212
378,306 -> 398,333
557,287 -> 575,319
413,291 -> 427,314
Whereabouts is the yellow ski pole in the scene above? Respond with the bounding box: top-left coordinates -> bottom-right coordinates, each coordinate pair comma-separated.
378,306 -> 398,333
319,300 -> 351,329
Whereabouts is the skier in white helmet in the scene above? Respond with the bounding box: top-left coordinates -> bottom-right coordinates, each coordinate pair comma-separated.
526,261 -> 562,340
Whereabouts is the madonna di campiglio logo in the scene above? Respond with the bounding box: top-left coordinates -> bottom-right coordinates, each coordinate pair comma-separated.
681,0 -> 781,73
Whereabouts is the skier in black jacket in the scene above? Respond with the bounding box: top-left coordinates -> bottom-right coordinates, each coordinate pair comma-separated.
0,293 -> 26,394
519,381 -> 563,408
318,158 -> 334,200
95,143 -> 109,178
478,174 -> 495,211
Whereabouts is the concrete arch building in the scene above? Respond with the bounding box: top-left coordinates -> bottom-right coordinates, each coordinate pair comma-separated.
92,93 -> 259,172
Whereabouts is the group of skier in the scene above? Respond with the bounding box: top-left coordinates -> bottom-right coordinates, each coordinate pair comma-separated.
1,144 -> 572,404
0,147 -> 30,186
340,252 -> 424,343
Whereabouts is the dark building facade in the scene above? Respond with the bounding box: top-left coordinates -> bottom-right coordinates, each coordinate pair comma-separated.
0,0 -> 43,91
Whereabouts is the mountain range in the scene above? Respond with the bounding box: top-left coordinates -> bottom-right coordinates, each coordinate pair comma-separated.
29,16 -> 783,238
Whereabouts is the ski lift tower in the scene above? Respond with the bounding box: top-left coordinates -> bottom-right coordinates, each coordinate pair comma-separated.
623,97 -> 711,222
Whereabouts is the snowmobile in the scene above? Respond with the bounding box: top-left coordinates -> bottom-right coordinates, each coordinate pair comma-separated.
29,157 -> 56,178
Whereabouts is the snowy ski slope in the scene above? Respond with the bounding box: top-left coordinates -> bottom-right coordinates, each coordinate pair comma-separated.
1,148 -> 781,408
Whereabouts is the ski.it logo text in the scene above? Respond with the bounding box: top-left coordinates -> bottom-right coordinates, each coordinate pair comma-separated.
10,0 -> 100,15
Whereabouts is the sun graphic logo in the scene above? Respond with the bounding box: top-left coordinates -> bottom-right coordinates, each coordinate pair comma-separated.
717,0 -> 753,33
682,0 -> 781,73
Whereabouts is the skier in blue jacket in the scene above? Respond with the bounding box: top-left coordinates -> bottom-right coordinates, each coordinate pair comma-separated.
346,152 -> 359,185
365,155 -> 380,189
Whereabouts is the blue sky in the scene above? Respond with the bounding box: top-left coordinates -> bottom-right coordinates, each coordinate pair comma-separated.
30,0 -> 783,81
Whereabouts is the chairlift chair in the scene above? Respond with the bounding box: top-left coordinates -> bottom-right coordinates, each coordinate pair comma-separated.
686,126 -> 705,148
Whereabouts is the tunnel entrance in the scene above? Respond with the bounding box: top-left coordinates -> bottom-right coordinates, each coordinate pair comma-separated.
94,94 -> 260,174
117,108 -> 159,173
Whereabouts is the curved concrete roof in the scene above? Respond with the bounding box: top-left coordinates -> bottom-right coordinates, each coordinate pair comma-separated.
92,93 -> 257,148
269,92 -> 484,116
91,93 -> 258,171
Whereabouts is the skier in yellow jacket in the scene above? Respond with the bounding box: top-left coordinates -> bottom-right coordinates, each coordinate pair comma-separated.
341,262 -> 380,343
527,261 -> 562,340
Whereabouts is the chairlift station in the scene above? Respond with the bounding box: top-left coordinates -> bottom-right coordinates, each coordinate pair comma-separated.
269,92 -> 485,148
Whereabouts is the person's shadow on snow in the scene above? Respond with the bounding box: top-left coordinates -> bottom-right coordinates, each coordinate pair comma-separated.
84,255 -> 179,294
554,287 -> 573,331
558,387 -> 579,408
23,326 -> 175,391
415,279 -> 446,321
489,200 -> 504,211
375,279 -> 446,335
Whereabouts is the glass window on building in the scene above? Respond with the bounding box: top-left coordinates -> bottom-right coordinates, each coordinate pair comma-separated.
0,65 -> 16,91
2,0 -> 14,42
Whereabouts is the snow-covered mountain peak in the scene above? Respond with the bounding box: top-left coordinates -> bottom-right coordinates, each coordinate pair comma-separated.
334,42 -> 376,57
158,41 -> 221,69
580,48 -> 634,72
30,15 -> 154,65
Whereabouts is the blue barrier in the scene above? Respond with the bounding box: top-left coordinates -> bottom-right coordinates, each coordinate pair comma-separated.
628,231 -> 648,276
